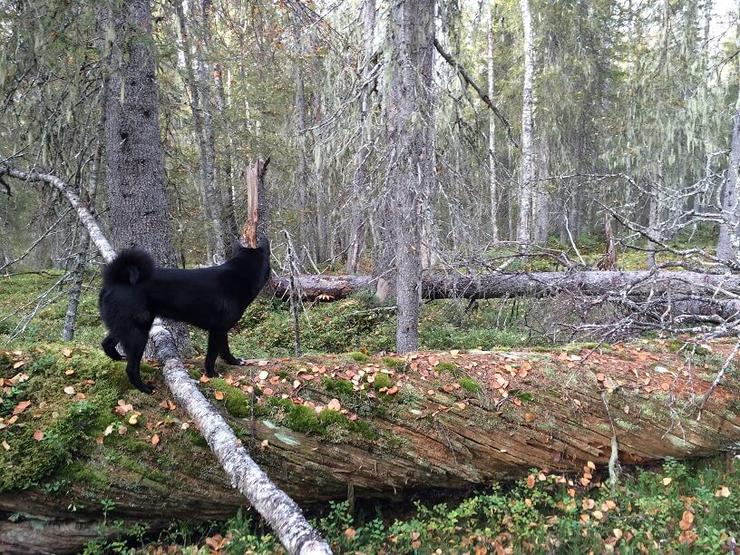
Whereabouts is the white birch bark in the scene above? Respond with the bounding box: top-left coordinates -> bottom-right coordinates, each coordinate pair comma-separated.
517,0 -> 535,245
487,0 -> 499,242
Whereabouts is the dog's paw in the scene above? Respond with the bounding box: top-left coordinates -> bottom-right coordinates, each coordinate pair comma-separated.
138,382 -> 154,395
222,357 -> 245,366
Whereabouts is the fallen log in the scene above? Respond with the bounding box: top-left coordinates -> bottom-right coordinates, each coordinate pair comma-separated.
273,270 -> 740,304
1,341 -> 737,553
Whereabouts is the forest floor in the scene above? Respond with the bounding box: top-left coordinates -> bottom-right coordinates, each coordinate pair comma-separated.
0,270 -> 738,554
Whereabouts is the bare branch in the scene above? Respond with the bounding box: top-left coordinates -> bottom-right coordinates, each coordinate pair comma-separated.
433,38 -> 519,148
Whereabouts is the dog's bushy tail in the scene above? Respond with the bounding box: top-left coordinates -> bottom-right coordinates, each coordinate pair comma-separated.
103,249 -> 155,286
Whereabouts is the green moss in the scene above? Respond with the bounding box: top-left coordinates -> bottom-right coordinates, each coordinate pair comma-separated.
348,351 -> 370,363
459,377 -> 481,393
184,428 -> 208,448
372,373 -> 393,390
382,357 -> 405,369
435,361 -> 458,373
321,376 -> 355,395
263,397 -> 377,440
285,405 -> 321,433
208,378 -> 251,418
396,385 -> 423,406
435,362 -> 460,376
1,398 -> 103,491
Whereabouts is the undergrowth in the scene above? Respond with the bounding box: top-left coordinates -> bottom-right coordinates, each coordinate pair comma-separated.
111,457 -> 739,554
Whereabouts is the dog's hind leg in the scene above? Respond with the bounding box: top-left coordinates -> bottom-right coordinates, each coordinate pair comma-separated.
215,330 -> 244,366
120,327 -> 153,394
101,333 -> 124,361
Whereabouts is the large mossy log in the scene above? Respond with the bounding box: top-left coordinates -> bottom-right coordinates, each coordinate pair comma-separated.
1,341 -> 738,553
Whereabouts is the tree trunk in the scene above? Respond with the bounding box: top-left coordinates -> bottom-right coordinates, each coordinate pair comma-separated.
61,230 -> 90,342
2,343 -> 737,553
487,0 -> 499,242
386,0 -> 435,352
346,0 -> 377,274
175,0 -> 226,264
646,173 -> 662,269
293,23 -> 311,264
102,0 -> 188,353
517,0 -> 535,245
717,101 -> 740,263
63,114 -> 106,342
213,63 -> 240,244
533,135 -> 550,245
101,0 -> 178,269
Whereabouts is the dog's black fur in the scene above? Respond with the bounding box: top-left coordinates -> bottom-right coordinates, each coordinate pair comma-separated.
98,238 -> 270,393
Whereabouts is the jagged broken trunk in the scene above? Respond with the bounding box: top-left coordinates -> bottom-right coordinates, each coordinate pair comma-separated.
1,342 -> 737,553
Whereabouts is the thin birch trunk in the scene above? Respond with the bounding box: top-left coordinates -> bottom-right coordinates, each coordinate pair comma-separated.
178,0 -> 226,264
293,24 -> 310,263
487,0 -> 499,242
517,0 -> 535,245
214,63 -> 240,243
312,57 -> 326,264
346,0 -> 377,274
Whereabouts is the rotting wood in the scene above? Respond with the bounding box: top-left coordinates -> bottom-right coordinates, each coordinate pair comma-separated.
1,342 -> 737,553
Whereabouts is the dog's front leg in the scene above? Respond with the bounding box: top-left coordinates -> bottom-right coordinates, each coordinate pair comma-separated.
204,330 -> 221,377
216,330 -> 244,366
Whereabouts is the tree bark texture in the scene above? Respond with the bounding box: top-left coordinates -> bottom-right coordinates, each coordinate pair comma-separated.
717,102 -> 740,263
101,0 -> 179,269
487,0 -> 499,242
271,268 -> 740,308
385,0 -> 435,352
293,23 -> 311,264
61,230 -> 90,342
213,63 -> 240,243
175,0 -> 226,264
517,0 -> 535,244
346,0 -> 377,274
2,344 -> 737,553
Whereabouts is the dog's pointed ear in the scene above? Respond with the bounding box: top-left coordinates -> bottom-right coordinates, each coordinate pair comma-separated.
257,236 -> 270,252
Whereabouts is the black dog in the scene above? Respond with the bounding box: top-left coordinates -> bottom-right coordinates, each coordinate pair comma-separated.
98,238 -> 270,393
